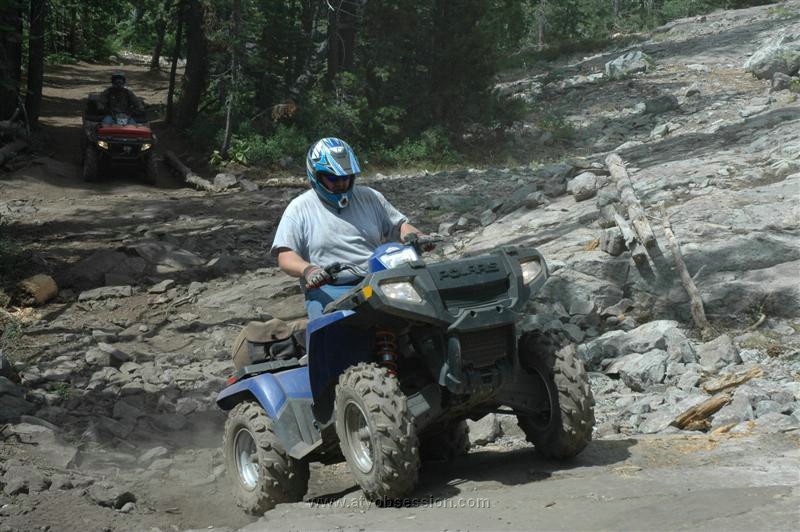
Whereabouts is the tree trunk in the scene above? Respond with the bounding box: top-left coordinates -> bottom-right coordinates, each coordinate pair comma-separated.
166,0 -> 184,125
613,0 -> 620,19
176,0 -> 207,129
326,5 -> 340,85
537,0 -> 546,50
150,0 -> 172,71
25,0 -> 47,128
220,0 -> 241,159
0,5 -> 23,120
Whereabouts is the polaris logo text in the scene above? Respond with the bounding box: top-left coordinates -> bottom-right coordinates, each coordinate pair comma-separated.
438,262 -> 500,280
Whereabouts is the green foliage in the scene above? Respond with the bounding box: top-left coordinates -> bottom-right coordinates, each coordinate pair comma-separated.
212,125 -> 310,167
53,382 -> 72,400
379,128 -> 459,166
538,112 -> 575,142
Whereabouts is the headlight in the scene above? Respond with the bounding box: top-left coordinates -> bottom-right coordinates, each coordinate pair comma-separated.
97,140 -> 109,149
141,143 -> 152,151
520,259 -> 543,284
380,281 -> 423,304
378,246 -> 420,269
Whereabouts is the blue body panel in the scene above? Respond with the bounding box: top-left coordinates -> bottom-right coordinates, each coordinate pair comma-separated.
216,367 -> 312,417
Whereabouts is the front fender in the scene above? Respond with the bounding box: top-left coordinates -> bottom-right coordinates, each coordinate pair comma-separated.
216,367 -> 311,418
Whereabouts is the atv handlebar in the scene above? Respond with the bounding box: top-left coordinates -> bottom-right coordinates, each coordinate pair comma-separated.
324,262 -> 368,283
403,232 -> 445,254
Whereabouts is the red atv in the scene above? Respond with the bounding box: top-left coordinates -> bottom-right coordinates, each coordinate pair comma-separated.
81,94 -> 159,185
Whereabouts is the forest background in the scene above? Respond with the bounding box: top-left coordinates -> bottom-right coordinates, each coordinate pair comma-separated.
0,0 -> 778,170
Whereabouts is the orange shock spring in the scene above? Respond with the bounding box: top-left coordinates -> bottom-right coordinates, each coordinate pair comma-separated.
375,329 -> 398,375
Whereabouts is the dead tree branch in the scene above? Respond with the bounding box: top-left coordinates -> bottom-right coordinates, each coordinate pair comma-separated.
164,150 -> 216,192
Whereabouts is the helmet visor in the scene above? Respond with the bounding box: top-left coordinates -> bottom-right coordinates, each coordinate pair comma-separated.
316,171 -> 353,182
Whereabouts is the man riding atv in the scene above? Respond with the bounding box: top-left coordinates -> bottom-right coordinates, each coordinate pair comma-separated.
81,71 -> 158,184
272,137 -> 430,318
98,72 -> 144,124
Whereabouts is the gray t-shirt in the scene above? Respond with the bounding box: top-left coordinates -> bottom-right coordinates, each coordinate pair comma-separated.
271,186 -> 408,270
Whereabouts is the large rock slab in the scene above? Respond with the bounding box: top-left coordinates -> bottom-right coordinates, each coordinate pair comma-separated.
744,34 -> 800,80
605,349 -> 669,392
697,334 -> 741,371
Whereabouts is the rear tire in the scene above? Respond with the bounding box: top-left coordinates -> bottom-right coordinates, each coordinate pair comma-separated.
142,151 -> 158,185
223,401 -> 309,515
421,420 -> 470,462
83,146 -> 99,182
335,363 -> 420,502
517,331 -> 594,459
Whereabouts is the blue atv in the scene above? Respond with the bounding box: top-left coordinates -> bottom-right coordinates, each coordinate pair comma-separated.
217,235 -> 595,514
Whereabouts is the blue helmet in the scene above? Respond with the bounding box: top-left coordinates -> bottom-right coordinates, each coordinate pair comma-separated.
306,137 -> 360,209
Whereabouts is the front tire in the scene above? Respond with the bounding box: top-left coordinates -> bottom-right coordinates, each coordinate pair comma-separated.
335,363 -> 420,502
223,402 -> 309,515
142,151 -> 159,185
83,146 -> 99,182
517,331 -> 594,459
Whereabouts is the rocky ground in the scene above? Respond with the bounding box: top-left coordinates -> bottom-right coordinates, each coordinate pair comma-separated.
1,3 -> 799,531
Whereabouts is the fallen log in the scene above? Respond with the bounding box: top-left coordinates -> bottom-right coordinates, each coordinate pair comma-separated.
671,392 -> 732,431
702,366 -> 763,394
0,140 -> 28,166
606,154 -> 659,248
164,150 -> 216,192
14,274 -> 58,306
661,205 -> 712,336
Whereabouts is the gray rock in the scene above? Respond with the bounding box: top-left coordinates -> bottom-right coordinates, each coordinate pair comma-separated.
712,392 -> 754,428
744,35 -> 800,80
2,466 -> 50,495
65,250 -> 148,288
88,482 -> 136,509
771,72 -> 794,92
600,227 -> 625,256
129,241 -> 206,273
525,191 -> 548,209
697,334 -> 741,371
685,83 -> 702,97
605,349 -> 668,392
755,400 -> 783,418
479,209 -> 496,227
753,412 -> 800,433
206,255 -> 241,275
0,376 -> 22,397
638,393 -> 707,434
644,95 -> 679,115
49,474 -> 73,491
578,320 -> 690,369
148,279 -> 175,294
238,178 -> 259,192
113,400 -> 144,420
677,371 -> 701,391
149,413 -> 188,432
214,173 -> 238,189
0,394 -> 35,422
566,172 -> 598,201
438,221 -> 456,235
650,123 -> 670,138
568,299 -> 595,316
562,323 -> 585,343
605,50 -> 653,79
138,446 -> 169,465
78,285 -> 133,301
467,414 -> 500,446
119,502 -> 137,513
601,298 -> 634,317
0,350 -> 19,382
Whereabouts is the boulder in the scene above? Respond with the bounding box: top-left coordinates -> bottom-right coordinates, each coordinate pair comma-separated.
213,173 -> 238,190
697,334 -> 741,371
644,95 -> 679,115
467,414 -> 501,446
605,51 -> 653,79
2,465 -> 50,495
771,72 -> 794,92
128,241 -> 206,273
600,227 -> 625,256
752,412 -> 800,433
578,320 -> 693,369
566,172 -> 599,201
1,423 -> 78,468
88,482 -> 136,509
148,279 -> 175,294
605,349 -> 669,392
0,394 -> 35,422
744,35 -> 800,80
525,191 -> 548,209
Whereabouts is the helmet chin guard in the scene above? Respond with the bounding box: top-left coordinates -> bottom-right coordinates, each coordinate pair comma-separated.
306,138 -> 360,210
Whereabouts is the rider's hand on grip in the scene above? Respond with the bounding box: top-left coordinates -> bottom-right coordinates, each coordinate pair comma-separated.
303,264 -> 332,289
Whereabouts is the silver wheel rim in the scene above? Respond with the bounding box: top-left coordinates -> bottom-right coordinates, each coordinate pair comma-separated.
344,401 -> 374,473
234,428 -> 259,490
